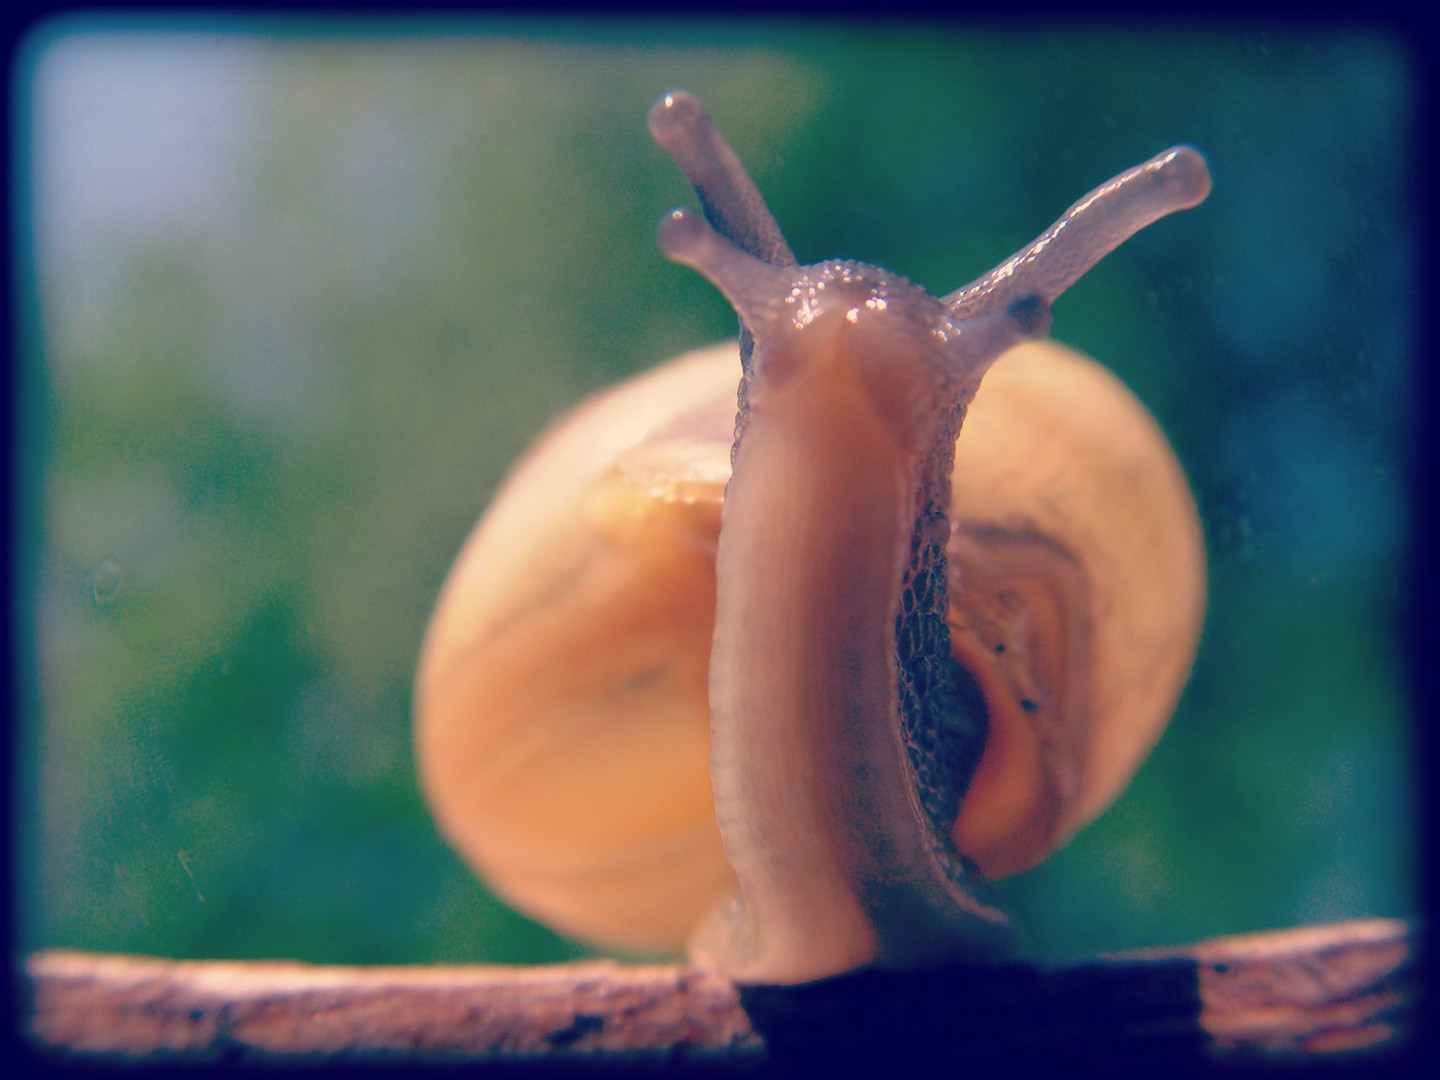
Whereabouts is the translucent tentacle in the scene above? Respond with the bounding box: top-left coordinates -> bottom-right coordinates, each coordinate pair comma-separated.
944,146 -> 1211,318
648,90 -> 796,268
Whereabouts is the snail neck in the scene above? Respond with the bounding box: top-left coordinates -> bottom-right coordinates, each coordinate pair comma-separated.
698,340 -> 1008,985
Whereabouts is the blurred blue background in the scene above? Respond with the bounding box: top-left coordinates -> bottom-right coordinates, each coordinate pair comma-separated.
14,20 -> 1416,965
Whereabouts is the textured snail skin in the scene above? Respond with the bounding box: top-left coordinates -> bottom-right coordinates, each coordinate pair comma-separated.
415,92 -> 1209,984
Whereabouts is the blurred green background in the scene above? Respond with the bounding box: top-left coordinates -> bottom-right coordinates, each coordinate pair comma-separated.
14,21 -> 1416,966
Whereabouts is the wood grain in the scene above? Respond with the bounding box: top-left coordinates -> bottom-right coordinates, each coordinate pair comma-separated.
23,918 -> 1416,1069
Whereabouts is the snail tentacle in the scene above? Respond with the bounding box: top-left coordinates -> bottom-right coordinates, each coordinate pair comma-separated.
648,90 -> 795,268
650,88 -> 798,460
944,145 -> 1212,318
657,209 -> 795,334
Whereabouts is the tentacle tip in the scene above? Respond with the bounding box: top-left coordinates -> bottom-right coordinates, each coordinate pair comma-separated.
657,206 -> 710,263
1163,145 -> 1213,209
648,89 -> 706,144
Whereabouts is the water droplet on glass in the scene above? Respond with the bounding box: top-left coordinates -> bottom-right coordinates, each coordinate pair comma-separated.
91,556 -> 122,606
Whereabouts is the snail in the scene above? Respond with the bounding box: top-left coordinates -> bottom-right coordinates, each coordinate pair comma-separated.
415,91 -> 1209,986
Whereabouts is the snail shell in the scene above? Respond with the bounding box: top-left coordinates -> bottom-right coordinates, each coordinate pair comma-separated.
415,92 -> 1208,984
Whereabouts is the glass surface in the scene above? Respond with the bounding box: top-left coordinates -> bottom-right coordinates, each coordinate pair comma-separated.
15,19 -> 1416,964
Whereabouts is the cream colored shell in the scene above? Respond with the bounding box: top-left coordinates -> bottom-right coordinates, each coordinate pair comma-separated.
414,336 -> 1204,953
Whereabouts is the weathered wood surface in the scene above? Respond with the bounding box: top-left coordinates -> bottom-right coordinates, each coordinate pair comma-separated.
23,918 -> 1417,1070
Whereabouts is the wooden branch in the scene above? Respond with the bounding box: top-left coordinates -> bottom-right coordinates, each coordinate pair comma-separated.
23,919 -> 1417,1069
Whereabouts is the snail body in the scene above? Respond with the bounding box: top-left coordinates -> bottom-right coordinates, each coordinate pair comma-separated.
416,93 -> 1209,984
